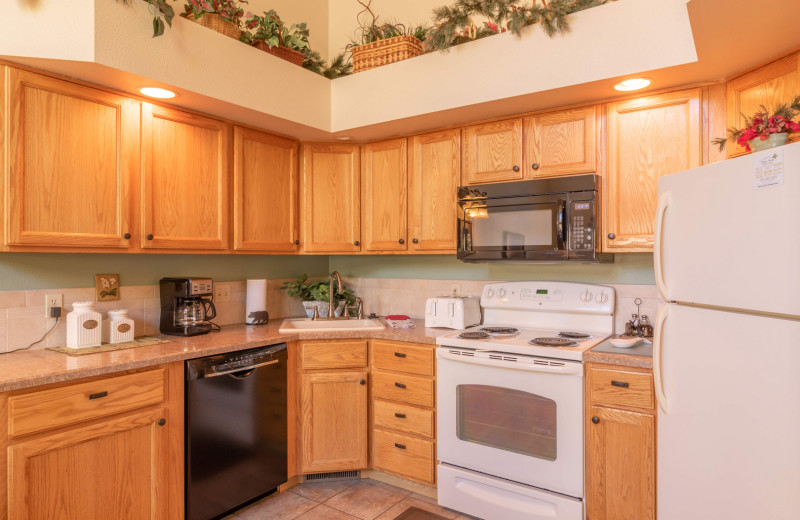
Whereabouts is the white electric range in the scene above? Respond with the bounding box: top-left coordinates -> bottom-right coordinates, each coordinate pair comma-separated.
435,281 -> 615,520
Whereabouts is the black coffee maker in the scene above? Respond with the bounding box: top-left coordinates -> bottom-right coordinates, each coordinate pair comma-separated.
159,278 -> 217,336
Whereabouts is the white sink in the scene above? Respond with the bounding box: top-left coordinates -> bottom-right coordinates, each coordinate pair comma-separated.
279,318 -> 385,333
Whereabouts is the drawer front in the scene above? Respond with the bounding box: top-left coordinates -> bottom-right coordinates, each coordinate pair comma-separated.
372,370 -> 434,408
302,340 -> 368,370
589,368 -> 654,410
373,400 -> 434,438
373,429 -> 435,484
372,340 -> 434,376
8,368 -> 165,438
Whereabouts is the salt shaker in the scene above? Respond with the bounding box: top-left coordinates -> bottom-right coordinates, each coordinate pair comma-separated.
102,309 -> 135,344
66,301 -> 102,349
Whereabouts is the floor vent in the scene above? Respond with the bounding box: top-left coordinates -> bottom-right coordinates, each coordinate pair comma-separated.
303,470 -> 360,483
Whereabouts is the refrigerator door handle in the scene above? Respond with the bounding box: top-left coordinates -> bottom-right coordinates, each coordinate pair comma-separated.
654,191 -> 672,301
654,304 -> 670,414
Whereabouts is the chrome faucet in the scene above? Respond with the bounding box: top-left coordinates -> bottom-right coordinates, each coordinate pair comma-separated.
328,271 -> 344,319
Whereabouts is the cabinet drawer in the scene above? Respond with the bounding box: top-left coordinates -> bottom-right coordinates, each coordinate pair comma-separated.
588,368 -> 654,410
372,341 -> 434,376
373,400 -> 434,438
8,369 -> 165,438
372,370 -> 434,408
301,340 -> 368,370
373,429 -> 435,484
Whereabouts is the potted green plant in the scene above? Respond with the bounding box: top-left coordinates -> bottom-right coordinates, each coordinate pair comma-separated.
240,10 -> 309,66
281,275 -> 357,318
182,0 -> 247,40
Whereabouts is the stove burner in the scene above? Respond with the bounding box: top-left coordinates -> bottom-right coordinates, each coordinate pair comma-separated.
479,327 -> 520,337
458,331 -> 491,340
558,331 -> 591,339
530,337 -> 579,347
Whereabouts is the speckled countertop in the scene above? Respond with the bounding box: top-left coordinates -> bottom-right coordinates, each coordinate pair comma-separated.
0,319 -> 651,391
584,339 -> 654,369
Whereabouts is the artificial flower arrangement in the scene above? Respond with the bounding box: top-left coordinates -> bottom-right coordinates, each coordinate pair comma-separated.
714,96 -> 800,153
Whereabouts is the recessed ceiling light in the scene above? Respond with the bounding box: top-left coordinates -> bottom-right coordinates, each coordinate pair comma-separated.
139,87 -> 176,99
336,136 -> 352,141
614,78 -> 651,92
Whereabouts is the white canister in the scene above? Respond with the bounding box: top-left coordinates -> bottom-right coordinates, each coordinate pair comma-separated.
66,301 -> 102,349
102,309 -> 135,344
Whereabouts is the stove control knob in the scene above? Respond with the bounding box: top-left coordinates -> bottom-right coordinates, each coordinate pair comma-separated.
487,289 -> 495,298
581,289 -> 593,303
499,288 -> 506,298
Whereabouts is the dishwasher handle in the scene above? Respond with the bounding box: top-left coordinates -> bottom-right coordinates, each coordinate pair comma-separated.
205,358 -> 279,378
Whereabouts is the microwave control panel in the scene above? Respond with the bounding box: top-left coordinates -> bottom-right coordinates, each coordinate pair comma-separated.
570,201 -> 594,251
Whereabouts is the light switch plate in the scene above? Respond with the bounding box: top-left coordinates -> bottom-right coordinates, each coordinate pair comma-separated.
214,283 -> 231,303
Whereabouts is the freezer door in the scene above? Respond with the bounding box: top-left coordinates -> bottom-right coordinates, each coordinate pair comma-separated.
656,141 -> 800,317
655,303 -> 800,520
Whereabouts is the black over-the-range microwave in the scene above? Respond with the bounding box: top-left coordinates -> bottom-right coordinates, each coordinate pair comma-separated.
457,174 -> 607,263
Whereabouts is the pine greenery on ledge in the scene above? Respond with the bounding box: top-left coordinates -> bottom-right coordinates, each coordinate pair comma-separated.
426,0 -> 617,52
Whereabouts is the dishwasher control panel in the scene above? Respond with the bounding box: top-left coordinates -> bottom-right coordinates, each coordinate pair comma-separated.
209,352 -> 273,374
186,343 -> 286,380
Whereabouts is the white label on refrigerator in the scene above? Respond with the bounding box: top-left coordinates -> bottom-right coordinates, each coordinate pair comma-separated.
753,149 -> 784,189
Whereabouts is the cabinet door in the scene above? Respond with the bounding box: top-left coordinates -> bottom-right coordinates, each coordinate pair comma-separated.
408,130 -> 460,252
362,138 -> 407,252
462,119 -> 523,185
4,68 -> 138,248
301,144 -> 361,253
141,103 -> 229,250
605,89 -> 701,252
523,106 -> 596,177
726,52 -> 800,158
300,371 -> 368,472
586,406 -> 655,520
7,409 -> 171,520
233,127 -> 299,252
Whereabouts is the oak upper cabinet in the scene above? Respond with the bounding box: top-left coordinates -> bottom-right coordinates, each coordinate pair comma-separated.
523,106 -> 597,177
586,364 -> 655,520
141,103 -> 229,250
301,144 -> 361,253
408,130 -> 461,253
462,119 -> 523,185
726,52 -> 800,158
604,89 -> 702,252
233,127 -> 299,252
299,340 -> 369,473
0,365 -> 183,520
362,138 -> 408,252
4,68 -> 139,249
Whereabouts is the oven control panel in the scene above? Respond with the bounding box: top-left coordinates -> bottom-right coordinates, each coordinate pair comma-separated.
480,281 -> 614,314
569,200 -> 594,251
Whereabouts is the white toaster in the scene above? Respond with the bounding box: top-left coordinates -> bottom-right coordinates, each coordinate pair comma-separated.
424,296 -> 481,329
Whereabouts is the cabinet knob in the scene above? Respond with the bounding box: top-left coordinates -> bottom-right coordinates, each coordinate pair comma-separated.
531,163 -> 540,170
147,234 -> 154,241
294,240 -> 300,245
607,233 -> 616,240
412,238 -> 419,244
158,418 -> 166,426
399,238 -> 405,244
512,165 -> 520,172
592,416 -> 600,424
359,379 -> 366,385
123,233 -> 131,240
354,241 -> 360,246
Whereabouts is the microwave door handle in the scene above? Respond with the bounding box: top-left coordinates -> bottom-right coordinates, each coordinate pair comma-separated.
557,199 -> 567,249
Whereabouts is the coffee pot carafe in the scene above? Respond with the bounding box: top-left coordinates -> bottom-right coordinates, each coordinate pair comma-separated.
160,278 -> 217,336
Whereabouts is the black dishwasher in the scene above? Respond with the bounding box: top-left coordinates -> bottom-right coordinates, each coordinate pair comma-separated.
185,343 -> 287,520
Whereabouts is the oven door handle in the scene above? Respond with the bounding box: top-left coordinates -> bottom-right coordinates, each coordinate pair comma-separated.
437,350 -> 582,375
557,199 -> 567,250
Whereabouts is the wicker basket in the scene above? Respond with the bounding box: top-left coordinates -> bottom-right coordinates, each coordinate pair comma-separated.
185,13 -> 241,40
351,35 -> 424,73
253,41 -> 306,66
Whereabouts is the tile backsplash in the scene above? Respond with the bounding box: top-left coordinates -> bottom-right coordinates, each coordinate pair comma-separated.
0,278 -> 660,353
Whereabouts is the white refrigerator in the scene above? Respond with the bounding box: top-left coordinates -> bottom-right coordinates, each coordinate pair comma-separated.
654,141 -> 800,519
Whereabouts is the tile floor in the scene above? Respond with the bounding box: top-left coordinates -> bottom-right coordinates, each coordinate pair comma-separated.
223,478 -> 479,520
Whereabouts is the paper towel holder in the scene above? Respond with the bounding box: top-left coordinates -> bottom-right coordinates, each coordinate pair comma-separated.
247,311 -> 269,325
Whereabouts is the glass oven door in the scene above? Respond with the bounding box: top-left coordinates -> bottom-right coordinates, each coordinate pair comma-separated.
458,195 -> 567,261
436,348 -> 584,499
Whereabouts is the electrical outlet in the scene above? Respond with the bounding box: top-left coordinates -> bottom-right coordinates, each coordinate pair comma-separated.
214,283 -> 231,303
450,284 -> 461,297
45,293 -> 63,318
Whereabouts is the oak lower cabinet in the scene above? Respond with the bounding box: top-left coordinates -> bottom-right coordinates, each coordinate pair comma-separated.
604,88 -> 702,252
233,127 -> 300,252
523,106 -> 597,178
370,340 -> 436,485
585,363 -> 655,520
299,340 -> 369,473
361,139 -> 408,252
3,67 -> 139,249
0,364 -> 183,520
141,103 -> 230,250
462,119 -> 523,185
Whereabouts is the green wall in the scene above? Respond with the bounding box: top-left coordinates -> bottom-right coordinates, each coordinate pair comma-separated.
0,253 -> 654,291
0,254 -> 329,291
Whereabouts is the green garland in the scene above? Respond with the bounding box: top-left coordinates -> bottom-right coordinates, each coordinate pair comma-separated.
426,0 -> 616,52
